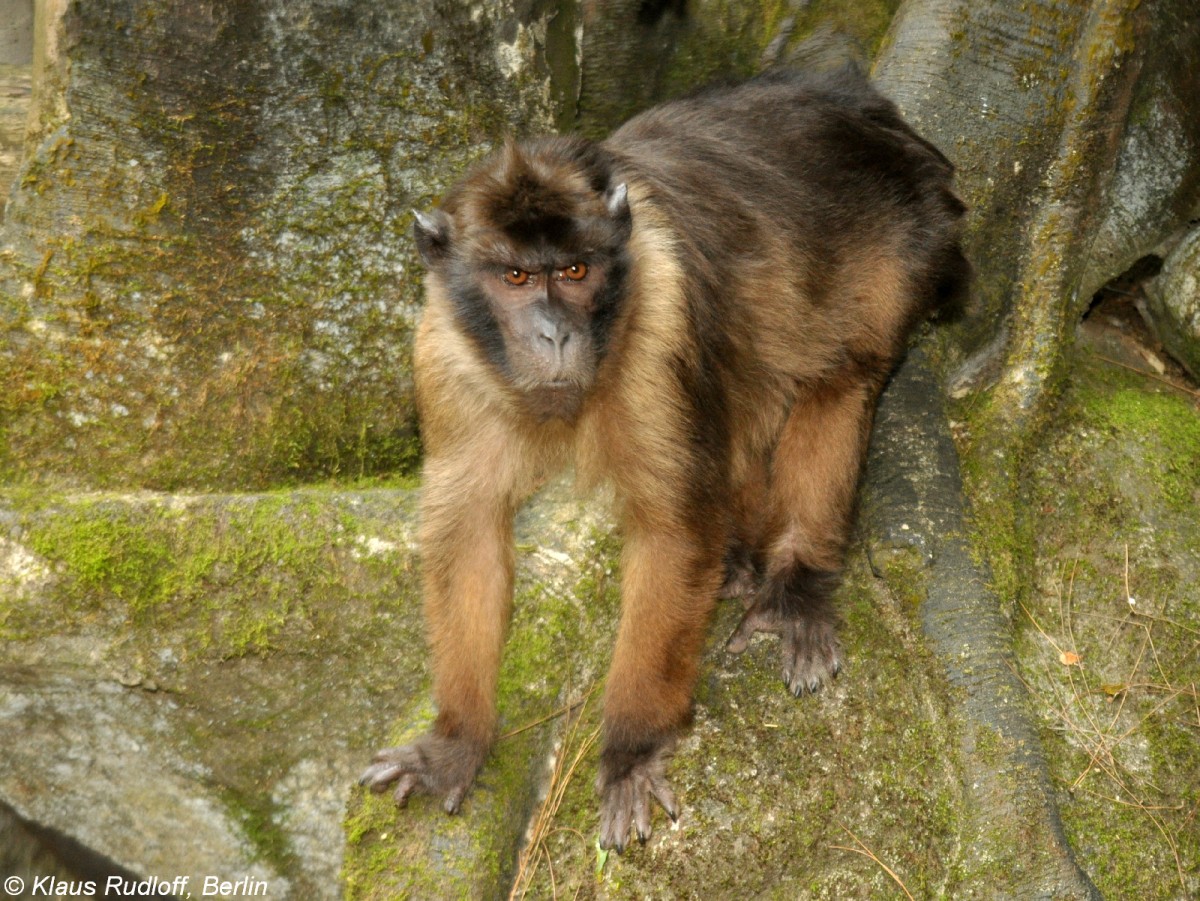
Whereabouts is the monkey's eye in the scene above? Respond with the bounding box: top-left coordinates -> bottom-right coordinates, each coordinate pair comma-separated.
503,268 -> 531,286
558,263 -> 589,282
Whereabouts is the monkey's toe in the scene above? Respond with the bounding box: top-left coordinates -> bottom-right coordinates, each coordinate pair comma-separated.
597,742 -> 679,852
727,604 -> 842,695
393,772 -> 422,808
781,618 -> 842,696
359,745 -> 432,801
725,606 -> 785,654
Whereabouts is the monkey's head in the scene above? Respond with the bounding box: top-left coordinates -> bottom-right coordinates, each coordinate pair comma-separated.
414,137 -> 632,421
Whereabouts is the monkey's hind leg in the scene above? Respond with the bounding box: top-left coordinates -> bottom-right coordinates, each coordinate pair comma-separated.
719,466 -> 769,600
726,377 -> 879,696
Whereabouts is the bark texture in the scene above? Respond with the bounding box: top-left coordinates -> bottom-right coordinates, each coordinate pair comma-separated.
876,0 -> 1200,474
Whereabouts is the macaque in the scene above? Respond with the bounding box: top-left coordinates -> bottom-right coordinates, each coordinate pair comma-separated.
361,65 -> 967,851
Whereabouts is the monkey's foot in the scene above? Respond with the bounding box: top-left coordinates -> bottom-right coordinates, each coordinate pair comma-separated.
726,604 -> 842,696
358,733 -> 488,814
597,740 -> 680,852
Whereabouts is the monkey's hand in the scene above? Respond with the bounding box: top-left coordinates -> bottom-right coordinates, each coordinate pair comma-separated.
596,739 -> 680,852
359,733 -> 488,815
727,601 -> 843,697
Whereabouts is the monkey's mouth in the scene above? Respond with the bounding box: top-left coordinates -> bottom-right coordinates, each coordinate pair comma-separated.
525,382 -> 584,421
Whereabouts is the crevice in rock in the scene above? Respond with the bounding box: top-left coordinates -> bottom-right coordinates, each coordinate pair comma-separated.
1081,253 -> 1163,323
0,799 -> 172,899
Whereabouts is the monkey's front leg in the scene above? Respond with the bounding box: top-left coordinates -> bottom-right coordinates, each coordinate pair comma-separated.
360,463 -> 516,814
598,526 -> 723,851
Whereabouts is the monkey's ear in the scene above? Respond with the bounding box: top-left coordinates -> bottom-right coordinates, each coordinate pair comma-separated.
413,208 -> 452,264
605,182 -> 631,241
605,182 -> 629,220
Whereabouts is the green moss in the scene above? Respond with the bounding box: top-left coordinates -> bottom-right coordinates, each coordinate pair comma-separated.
659,0 -> 902,102
869,545 -> 926,613
801,0 -> 904,58
218,787 -> 296,876
25,509 -> 177,615
1078,379 -> 1200,513
0,199 -> 423,491
12,490 -> 387,657
1,482 -> 438,899
1012,348 -> 1200,899
955,389 -> 1032,615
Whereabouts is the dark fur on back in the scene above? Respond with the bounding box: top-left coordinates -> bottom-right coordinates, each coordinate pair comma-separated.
598,65 -> 967,523
609,66 -> 966,327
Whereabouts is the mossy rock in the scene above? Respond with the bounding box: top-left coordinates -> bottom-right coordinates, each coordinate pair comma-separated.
0,478 -> 618,899
1016,347 -> 1200,901
0,0 -> 569,491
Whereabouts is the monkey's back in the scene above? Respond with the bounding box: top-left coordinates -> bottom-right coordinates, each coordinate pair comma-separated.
604,67 -> 966,385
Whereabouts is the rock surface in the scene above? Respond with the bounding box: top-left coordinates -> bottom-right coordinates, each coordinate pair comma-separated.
1146,226 -> 1200,380
1,0 -> 568,489
0,63 -> 31,216
3,348 -> 1197,899
0,484 -> 612,899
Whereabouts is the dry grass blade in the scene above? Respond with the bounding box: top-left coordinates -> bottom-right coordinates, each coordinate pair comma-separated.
499,691 -> 593,741
508,685 -> 600,901
829,825 -> 915,901
1095,353 -> 1200,401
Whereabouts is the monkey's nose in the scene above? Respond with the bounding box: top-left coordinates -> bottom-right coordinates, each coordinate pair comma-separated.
533,312 -> 572,364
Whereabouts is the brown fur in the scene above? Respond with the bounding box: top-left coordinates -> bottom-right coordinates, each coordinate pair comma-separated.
360,65 -> 968,850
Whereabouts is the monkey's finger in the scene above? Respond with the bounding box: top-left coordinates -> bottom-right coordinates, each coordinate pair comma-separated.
728,605 -> 789,653
393,772 -> 421,808
726,611 -> 769,653
359,760 -> 406,791
786,659 -> 839,696
725,615 -> 757,654
632,785 -> 652,843
367,744 -> 418,767
598,783 -> 633,852
782,621 -> 843,696
598,816 -> 629,853
360,742 -> 427,789
649,777 -> 680,822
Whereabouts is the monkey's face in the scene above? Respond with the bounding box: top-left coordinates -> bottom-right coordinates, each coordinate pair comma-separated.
413,137 -> 632,422
469,259 -> 611,420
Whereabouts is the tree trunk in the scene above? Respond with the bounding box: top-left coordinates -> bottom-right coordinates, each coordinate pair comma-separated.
876,0 -> 1200,527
